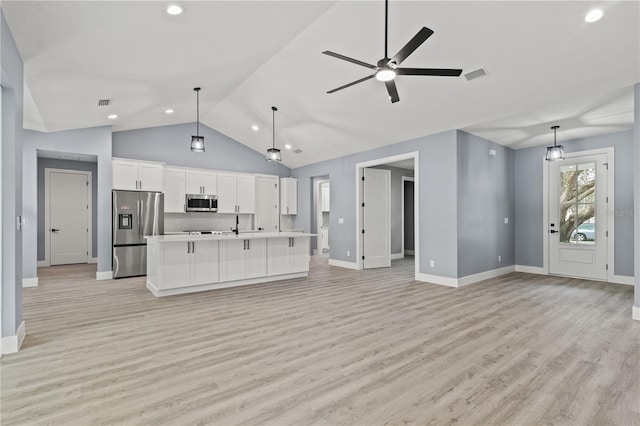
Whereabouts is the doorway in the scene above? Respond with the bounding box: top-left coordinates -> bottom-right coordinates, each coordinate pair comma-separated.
45,169 -> 92,266
402,177 -> 415,256
546,149 -> 614,281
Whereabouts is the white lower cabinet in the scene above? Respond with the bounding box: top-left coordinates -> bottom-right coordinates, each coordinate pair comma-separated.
219,238 -> 267,282
161,240 -> 219,289
268,236 -> 310,276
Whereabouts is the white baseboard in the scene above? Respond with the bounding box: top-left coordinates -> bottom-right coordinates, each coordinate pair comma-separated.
22,277 -> 38,288
88,257 -> 98,264
610,275 -> 633,286
633,306 -> 640,321
515,265 -> 547,275
96,271 -> 113,281
416,265 -> 516,288
1,321 -> 26,354
391,253 -> 404,260
37,260 -> 49,268
404,250 -> 414,255
328,259 -> 360,270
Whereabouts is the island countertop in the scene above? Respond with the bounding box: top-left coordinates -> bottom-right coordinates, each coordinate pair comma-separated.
145,232 -> 315,243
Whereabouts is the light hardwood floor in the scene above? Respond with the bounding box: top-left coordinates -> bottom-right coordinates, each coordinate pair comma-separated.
2,257 -> 638,425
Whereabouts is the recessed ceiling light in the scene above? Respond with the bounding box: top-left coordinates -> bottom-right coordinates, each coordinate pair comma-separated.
108,114 -> 118,119
167,5 -> 183,15
165,108 -> 174,114
251,125 -> 259,131
285,144 -> 292,150
585,9 -> 603,23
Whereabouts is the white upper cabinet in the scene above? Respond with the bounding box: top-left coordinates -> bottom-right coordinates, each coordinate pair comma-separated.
185,170 -> 218,195
112,158 -> 164,192
217,173 -> 255,214
280,177 -> 297,215
164,167 -> 186,213
321,185 -> 330,212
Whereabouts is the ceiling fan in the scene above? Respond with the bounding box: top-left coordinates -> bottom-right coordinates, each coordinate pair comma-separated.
322,0 -> 463,103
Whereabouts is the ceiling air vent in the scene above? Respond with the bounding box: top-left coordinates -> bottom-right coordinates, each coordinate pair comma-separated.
463,67 -> 487,81
97,99 -> 111,107
293,149 -> 303,154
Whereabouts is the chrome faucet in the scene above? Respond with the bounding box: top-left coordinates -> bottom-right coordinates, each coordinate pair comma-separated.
232,215 -> 239,235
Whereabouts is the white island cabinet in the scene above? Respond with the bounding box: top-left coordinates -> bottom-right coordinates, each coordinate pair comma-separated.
146,232 -> 312,297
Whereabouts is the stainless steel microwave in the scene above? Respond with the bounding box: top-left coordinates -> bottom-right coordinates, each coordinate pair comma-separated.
185,194 -> 218,212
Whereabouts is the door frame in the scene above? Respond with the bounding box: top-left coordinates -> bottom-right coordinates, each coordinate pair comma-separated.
316,178 -> 330,254
43,168 -> 92,267
401,176 -> 415,255
355,151 -> 419,276
543,147 -> 615,281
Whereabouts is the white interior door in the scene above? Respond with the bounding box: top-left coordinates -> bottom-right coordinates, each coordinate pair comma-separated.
50,171 -> 89,265
549,153 -> 608,280
363,168 -> 390,269
256,176 -> 279,231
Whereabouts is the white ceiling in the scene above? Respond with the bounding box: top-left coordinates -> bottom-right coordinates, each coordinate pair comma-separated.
3,1 -> 639,168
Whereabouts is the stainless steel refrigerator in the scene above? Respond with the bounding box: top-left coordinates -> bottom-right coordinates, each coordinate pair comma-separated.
113,190 -> 164,278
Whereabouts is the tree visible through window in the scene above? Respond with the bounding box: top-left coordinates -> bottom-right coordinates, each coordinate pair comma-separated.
559,163 -> 596,243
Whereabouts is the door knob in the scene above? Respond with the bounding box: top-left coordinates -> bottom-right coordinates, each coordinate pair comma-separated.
550,230 -> 558,234
51,228 -> 60,233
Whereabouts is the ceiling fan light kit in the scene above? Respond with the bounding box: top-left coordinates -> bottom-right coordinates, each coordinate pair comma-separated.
266,106 -> 281,162
545,125 -> 565,161
190,87 -> 205,152
323,0 -> 463,103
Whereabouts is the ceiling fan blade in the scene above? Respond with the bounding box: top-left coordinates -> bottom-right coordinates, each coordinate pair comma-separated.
322,51 -> 377,69
390,27 -> 434,66
385,80 -> 400,103
397,68 -> 463,77
327,74 -> 375,94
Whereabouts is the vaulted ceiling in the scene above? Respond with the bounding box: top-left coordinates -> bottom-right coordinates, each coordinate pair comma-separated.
3,1 -> 639,168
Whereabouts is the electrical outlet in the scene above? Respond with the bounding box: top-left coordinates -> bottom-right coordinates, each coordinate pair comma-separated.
347,250 -> 350,257
504,217 -> 509,224
498,255 -> 502,262
338,218 -> 344,224
430,260 -> 435,268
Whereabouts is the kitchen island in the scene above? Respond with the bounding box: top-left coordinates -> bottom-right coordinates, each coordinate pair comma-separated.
145,232 -> 313,297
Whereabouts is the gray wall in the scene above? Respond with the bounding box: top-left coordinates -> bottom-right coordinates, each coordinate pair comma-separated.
292,130 -> 459,278
37,159 -> 98,259
457,131 -> 515,276
112,122 -> 291,177
514,130 -> 634,277
1,10 -> 24,338
372,165 -> 414,255
23,127 -> 113,278
404,180 -> 414,252
634,84 -> 639,308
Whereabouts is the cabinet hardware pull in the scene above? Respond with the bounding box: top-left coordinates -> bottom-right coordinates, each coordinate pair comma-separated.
247,240 -> 250,250
192,242 -> 195,253
187,241 -> 191,254
292,238 -> 294,247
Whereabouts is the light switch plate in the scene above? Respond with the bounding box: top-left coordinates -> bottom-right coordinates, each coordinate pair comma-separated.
504,217 -> 509,224
338,218 -> 344,224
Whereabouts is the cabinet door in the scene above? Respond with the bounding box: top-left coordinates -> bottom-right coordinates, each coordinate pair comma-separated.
139,163 -> 164,191
112,160 -> 139,190
287,179 -> 297,214
163,242 -> 192,289
185,170 -> 204,195
219,239 -> 245,281
164,167 -> 186,213
245,238 -> 267,279
290,237 -> 310,273
191,240 -> 219,285
256,176 -> 279,232
217,173 -> 237,213
202,172 -> 218,195
236,175 -> 256,214
267,238 -> 291,276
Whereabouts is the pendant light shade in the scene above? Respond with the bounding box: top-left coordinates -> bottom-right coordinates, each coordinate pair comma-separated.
190,87 -> 204,152
545,125 -> 564,161
266,106 -> 281,162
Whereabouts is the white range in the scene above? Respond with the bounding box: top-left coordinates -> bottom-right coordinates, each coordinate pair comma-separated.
144,232 -> 314,297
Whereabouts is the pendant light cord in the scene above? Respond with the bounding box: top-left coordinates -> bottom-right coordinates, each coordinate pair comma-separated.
272,106 -> 278,149
384,0 -> 388,58
196,89 -> 200,137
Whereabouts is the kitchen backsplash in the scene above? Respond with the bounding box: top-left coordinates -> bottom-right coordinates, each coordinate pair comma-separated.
165,213 -> 254,233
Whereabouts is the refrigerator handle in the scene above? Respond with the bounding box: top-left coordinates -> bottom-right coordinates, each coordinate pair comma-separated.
138,199 -> 143,240
187,241 -> 190,254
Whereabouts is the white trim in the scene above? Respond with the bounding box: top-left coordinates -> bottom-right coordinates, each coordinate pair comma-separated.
610,275 -> 634,286
401,176 -> 415,257
515,265 -> 547,275
22,277 -> 38,288
1,321 -> 26,354
328,259 -> 359,270
391,253 -> 404,260
544,147 -> 615,281
315,178 -> 330,254
44,168 -> 92,267
96,271 -> 113,280
633,306 -> 640,321
355,151 -> 419,278
416,265 -> 516,288
404,249 -> 414,255
89,257 -> 98,264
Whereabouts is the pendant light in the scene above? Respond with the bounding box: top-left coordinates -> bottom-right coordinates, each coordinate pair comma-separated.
545,125 -> 565,161
190,87 -> 205,152
266,106 -> 281,162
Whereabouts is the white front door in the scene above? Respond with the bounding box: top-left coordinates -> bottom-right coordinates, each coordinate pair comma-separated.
363,168 -> 390,269
50,171 -> 89,265
549,153 -> 608,280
